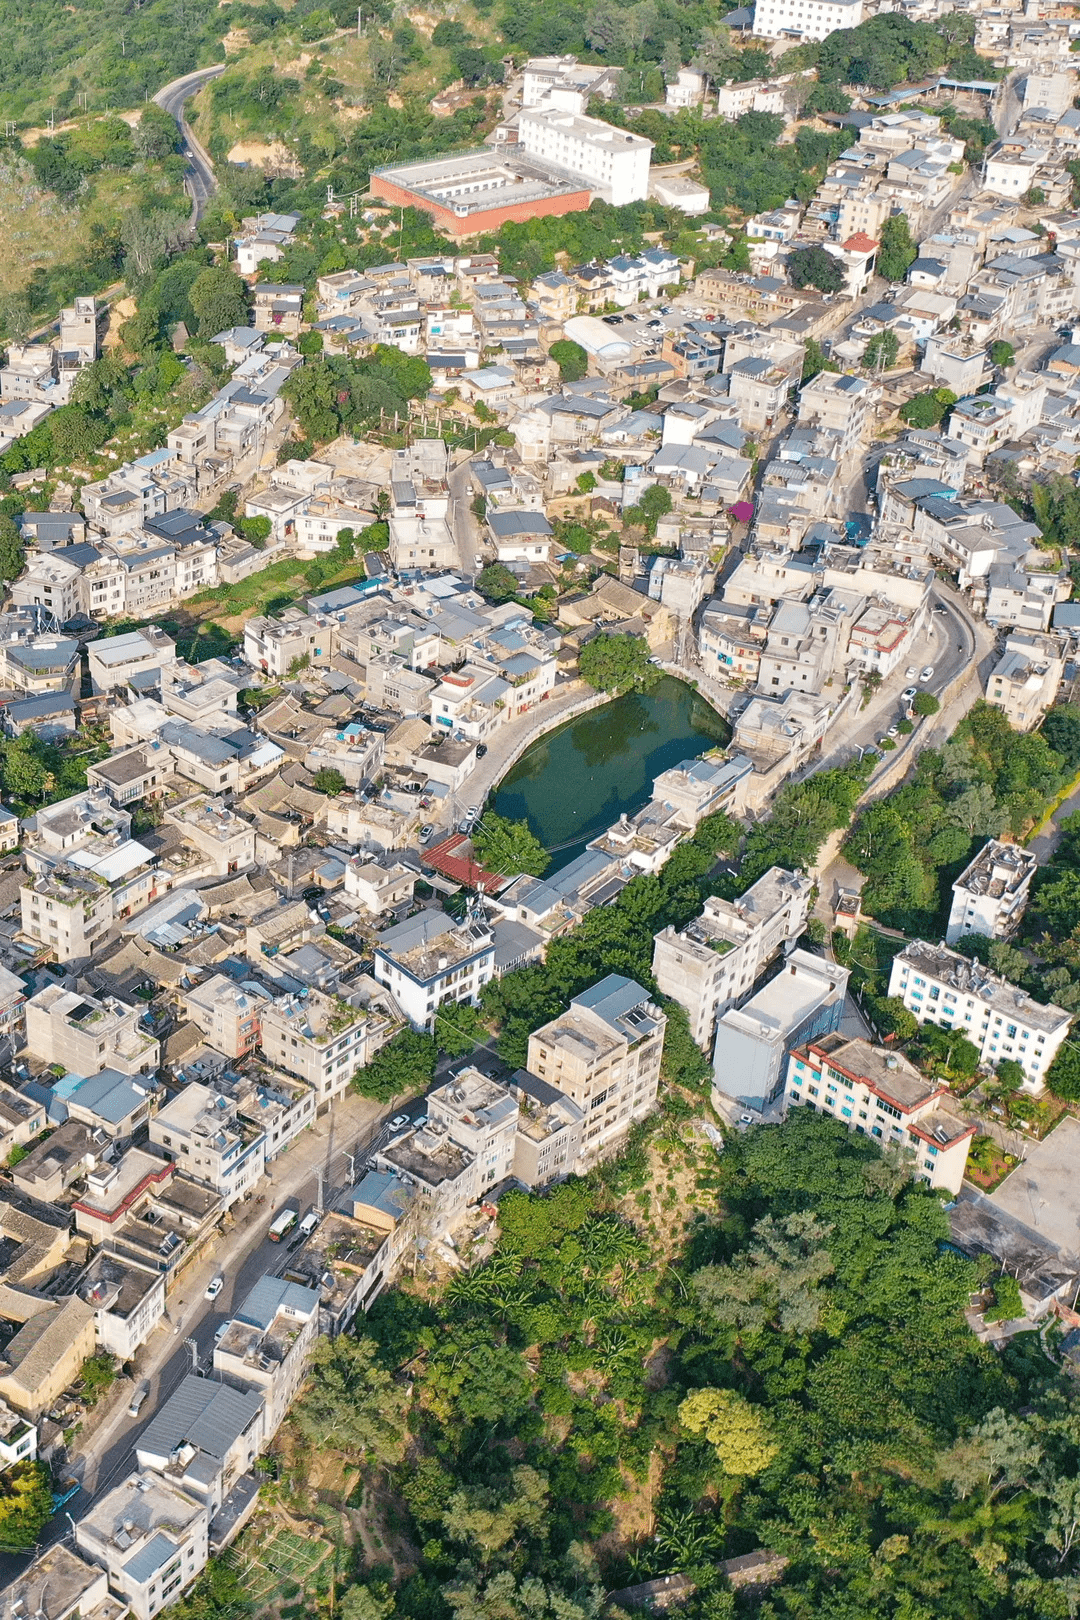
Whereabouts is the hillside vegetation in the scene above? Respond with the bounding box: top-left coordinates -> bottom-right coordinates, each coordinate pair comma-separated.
175,1110 -> 1080,1620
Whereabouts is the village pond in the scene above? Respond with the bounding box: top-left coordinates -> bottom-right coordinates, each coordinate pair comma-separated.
492,676 -> 731,873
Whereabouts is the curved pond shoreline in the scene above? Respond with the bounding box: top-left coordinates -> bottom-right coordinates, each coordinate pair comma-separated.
491,676 -> 731,874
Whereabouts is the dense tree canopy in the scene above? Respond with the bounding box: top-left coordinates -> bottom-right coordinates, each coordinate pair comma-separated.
472,814 -> 550,878
578,634 -> 659,695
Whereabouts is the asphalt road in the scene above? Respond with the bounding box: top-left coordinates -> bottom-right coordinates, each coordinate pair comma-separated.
153,65 -> 225,222
448,455 -> 484,580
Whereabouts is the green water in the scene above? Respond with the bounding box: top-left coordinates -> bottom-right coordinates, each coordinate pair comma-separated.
492,676 -> 731,873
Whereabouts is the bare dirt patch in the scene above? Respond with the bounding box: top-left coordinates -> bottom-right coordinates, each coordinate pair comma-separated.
227,139 -> 304,176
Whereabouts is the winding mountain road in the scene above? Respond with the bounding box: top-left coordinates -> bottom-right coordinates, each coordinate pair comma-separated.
153,64 -> 225,222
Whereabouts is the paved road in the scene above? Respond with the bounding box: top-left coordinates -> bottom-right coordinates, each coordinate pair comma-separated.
810,581 -> 994,920
153,65 -> 225,222
448,455 -> 484,581
1027,780 -> 1080,865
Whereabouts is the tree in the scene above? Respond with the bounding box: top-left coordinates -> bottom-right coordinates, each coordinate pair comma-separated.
1042,704 -> 1080,769
805,81 -> 852,115
802,338 -> 834,381
49,404 -> 106,465
787,245 -> 844,293
476,563 -> 520,603
472,813 -> 549,877
863,329 -> 899,372
878,212 -> 918,281
164,1557 -> 252,1620
79,1352 -> 116,1404
341,1585 -> 397,1620
353,1029 -> 436,1101
135,101 -> 182,160
0,515 -> 24,584
434,999 -> 482,1058
993,1058 -> 1027,1093
983,1272 -> 1024,1323
293,1335 -> 408,1463
639,483 -> 673,534
901,387 -> 957,428
913,690 -> 941,716
678,1388 -> 780,1476
2,298 -> 31,346
0,1461 -> 53,1552
693,1209 -> 835,1337
1046,1041 -> 1080,1100
578,633 -> 659,695
549,340 -> 588,382
188,266 -> 249,340
693,810 -> 740,857
312,767 -> 346,795
990,340 -> 1015,368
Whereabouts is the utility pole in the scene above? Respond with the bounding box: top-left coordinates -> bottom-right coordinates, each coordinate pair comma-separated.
345,1150 -> 356,1184
184,1337 -> 199,1372
357,5 -> 362,34
315,1167 -> 325,1214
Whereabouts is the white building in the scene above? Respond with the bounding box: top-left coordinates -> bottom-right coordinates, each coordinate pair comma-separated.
751,0 -> 863,40
653,868 -> 813,1049
75,1471 -> 208,1620
784,1034 -> 975,1194
517,106 -> 652,206
213,1274 -> 321,1440
149,1083 -> 265,1208
887,940 -> 1071,1090
373,910 -> 495,1028
712,950 -> 851,1114
946,840 -> 1039,946
985,631 -> 1066,731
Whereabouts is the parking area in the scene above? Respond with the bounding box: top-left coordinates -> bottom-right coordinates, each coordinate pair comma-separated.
990,1116 -> 1080,1254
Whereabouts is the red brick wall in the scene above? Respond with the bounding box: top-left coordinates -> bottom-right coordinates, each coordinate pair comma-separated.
370,174 -> 593,237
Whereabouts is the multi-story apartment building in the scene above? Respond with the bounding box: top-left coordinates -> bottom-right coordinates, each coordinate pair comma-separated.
517,106 -> 652,206
946,840 -> 1038,946
258,991 -> 389,1107
985,631 -> 1065,731
426,1067 -> 519,1194
796,370 -> 876,457
304,723 -> 385,790
784,1034 -> 975,1194
164,796 -> 256,876
182,975 -> 264,1060
888,940 -> 1071,1090
0,1545 -> 117,1620
374,911 -> 496,1028
20,865 -> 114,961
344,857 -> 417,918
752,0 -> 862,39
243,610 -> 338,678
653,867 -> 813,1050
508,1069 -> 585,1185
526,975 -> 665,1161
24,984 -> 160,1076
712,949 -> 850,1113
698,599 -> 769,683
136,1374 -> 264,1519
75,1472 -> 208,1620
149,1082 -> 266,1208
213,1275 -> 322,1439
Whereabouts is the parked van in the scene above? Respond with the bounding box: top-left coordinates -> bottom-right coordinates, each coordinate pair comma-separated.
298,1211 -> 320,1238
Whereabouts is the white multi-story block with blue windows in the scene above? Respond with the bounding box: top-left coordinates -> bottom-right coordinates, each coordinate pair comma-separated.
887,939 -> 1070,1091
